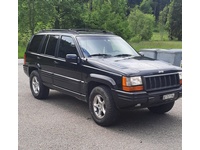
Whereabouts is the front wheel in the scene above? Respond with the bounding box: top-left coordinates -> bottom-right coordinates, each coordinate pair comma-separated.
89,86 -> 119,126
148,101 -> 175,114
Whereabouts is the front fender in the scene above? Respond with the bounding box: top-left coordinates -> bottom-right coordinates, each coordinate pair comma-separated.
88,74 -> 117,89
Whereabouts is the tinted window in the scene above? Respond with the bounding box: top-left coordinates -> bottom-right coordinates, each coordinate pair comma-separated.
40,35 -> 49,54
45,35 -> 59,56
58,36 -> 77,58
28,35 -> 44,53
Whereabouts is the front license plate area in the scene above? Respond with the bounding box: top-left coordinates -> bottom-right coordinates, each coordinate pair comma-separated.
163,93 -> 175,100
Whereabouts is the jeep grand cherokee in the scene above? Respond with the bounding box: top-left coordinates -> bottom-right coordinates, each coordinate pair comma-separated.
23,29 -> 182,126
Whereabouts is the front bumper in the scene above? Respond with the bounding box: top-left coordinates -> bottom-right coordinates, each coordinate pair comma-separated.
112,87 -> 182,109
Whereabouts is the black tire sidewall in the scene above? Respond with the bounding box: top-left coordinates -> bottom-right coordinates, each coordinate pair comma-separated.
30,70 -> 49,99
89,86 -> 118,126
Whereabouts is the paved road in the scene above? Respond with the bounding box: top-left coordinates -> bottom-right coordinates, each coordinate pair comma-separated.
18,59 -> 182,150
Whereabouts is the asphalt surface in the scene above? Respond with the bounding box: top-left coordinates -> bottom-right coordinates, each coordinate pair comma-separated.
18,59 -> 182,150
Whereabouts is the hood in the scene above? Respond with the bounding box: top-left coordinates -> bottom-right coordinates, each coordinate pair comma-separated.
86,56 -> 181,76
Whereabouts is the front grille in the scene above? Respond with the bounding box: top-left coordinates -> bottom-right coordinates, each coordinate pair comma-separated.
144,73 -> 180,91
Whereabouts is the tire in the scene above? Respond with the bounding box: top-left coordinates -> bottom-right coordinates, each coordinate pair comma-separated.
89,86 -> 119,126
30,70 -> 49,99
148,101 -> 175,114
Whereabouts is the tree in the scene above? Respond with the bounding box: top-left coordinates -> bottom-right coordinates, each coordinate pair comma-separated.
167,0 -> 182,40
18,0 -> 84,45
82,0 -> 130,39
151,0 -> 171,22
128,0 -> 143,8
140,0 -> 153,14
128,7 -> 154,41
158,5 -> 169,40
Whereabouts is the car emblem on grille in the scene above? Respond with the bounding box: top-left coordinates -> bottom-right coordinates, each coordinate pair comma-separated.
158,70 -> 164,73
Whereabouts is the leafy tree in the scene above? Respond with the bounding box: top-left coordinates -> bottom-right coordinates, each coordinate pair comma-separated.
50,0 -> 84,29
18,0 -> 181,45
151,0 -> 170,22
18,0 -> 84,45
82,0 -> 130,39
158,5 -> 169,40
128,0 -> 143,8
128,7 -> 154,41
167,0 -> 182,40
140,0 -> 153,14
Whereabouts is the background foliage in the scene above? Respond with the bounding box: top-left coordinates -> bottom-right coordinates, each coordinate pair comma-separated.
18,0 -> 182,57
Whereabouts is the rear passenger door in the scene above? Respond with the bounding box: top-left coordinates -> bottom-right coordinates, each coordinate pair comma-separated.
38,35 -> 59,86
53,36 -> 83,98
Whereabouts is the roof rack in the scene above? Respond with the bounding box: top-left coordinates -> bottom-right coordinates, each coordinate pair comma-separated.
38,29 -> 76,33
38,29 -> 114,34
69,28 -> 114,34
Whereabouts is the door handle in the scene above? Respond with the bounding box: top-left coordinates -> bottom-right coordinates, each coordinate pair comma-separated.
54,60 -> 59,64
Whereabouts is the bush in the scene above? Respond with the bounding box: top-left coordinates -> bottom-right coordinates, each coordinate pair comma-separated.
128,7 -> 154,41
82,0 -> 130,40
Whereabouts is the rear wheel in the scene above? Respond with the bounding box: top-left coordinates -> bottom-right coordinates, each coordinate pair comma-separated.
89,86 -> 119,126
30,70 -> 49,99
148,101 -> 175,114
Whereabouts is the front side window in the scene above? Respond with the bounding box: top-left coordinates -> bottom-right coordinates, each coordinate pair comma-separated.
45,35 -> 59,56
58,36 -> 77,58
28,35 -> 44,53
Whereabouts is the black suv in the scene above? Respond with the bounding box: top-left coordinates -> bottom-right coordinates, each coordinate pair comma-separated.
23,29 -> 182,126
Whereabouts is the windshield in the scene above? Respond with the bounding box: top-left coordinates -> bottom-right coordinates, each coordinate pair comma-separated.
76,36 -> 139,57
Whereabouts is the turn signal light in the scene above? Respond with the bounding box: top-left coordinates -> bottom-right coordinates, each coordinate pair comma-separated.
24,54 -> 26,65
180,79 -> 182,85
122,85 -> 144,92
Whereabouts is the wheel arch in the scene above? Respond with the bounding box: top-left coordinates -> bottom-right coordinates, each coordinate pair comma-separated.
29,67 -> 38,76
86,74 -> 117,102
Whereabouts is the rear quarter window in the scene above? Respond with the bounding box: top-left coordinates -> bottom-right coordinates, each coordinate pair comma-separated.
28,35 -> 44,53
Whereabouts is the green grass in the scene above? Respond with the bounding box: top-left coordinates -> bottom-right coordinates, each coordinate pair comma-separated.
130,31 -> 182,51
18,45 -> 26,58
151,31 -> 169,41
130,41 -> 182,51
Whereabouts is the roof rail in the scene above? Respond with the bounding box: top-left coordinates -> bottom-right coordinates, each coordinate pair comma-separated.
38,28 -> 113,34
70,28 -> 113,34
38,29 -> 77,33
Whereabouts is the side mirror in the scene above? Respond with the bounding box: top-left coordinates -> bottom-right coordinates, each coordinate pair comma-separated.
65,54 -> 79,63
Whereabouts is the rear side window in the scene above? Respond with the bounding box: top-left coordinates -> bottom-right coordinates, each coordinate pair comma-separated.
40,35 -> 49,54
45,35 -> 59,56
28,35 -> 44,53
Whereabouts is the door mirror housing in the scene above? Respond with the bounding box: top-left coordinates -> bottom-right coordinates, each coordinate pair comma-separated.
65,54 -> 79,63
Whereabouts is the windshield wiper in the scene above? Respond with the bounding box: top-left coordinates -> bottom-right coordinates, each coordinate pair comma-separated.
114,54 -> 133,57
89,54 -> 111,57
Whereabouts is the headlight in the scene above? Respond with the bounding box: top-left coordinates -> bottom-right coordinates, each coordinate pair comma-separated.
178,72 -> 182,84
124,76 -> 142,86
178,72 -> 182,80
122,76 -> 143,92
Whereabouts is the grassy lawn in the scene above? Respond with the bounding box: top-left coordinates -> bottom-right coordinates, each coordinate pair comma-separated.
130,41 -> 182,51
129,31 -> 182,51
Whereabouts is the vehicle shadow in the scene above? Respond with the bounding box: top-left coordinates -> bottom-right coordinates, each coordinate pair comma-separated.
44,91 -> 181,135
